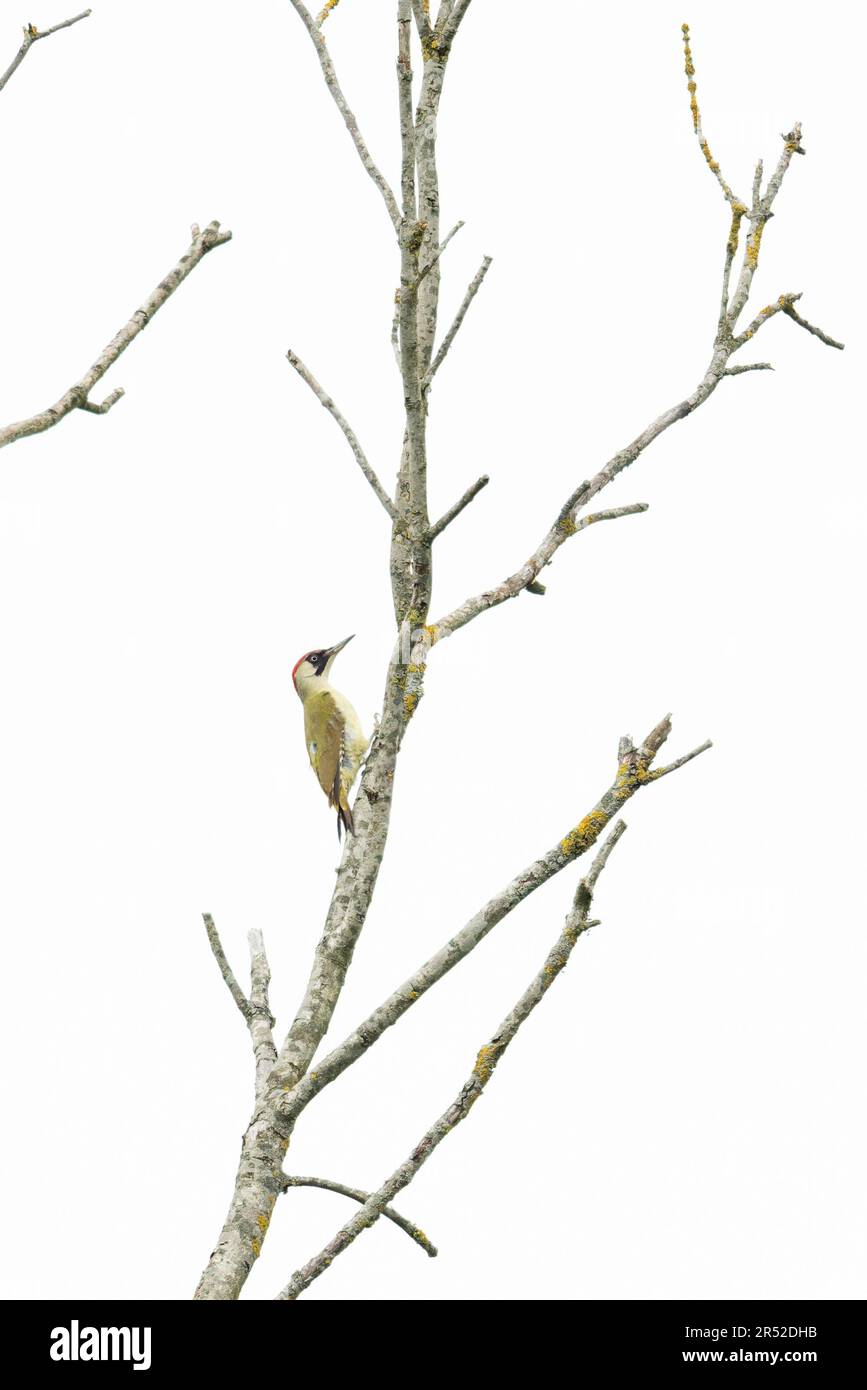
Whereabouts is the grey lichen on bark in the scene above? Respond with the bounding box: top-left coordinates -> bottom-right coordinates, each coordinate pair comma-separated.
194,10 -> 842,1300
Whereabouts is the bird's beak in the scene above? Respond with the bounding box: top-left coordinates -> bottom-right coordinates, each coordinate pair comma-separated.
327,634 -> 355,658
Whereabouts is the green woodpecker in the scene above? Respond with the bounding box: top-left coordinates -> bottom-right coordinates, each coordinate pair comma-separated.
292,635 -> 367,838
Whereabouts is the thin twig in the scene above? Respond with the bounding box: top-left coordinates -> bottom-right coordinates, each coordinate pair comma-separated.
0,221 -> 232,453
281,1174 -> 437,1256
288,1 -> 401,232
428,473 -> 489,540
203,914 -> 252,1025
416,220 -> 464,287
316,0 -> 342,25
680,23 -> 744,210
423,255 -> 492,388
722,363 -> 773,377
574,502 -> 649,531
276,822 -> 626,1299
782,300 -> 844,351
645,739 -> 713,782
286,349 -> 396,517
0,9 -> 90,94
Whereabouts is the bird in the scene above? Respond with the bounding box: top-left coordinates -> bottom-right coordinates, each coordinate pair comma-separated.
292,635 -> 368,839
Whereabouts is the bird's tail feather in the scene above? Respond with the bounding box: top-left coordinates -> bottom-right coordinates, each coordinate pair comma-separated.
337,801 -> 355,839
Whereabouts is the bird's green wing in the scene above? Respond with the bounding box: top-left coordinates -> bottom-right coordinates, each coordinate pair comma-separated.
304,690 -> 345,807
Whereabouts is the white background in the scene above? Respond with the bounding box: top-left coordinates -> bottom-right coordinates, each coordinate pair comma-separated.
0,0 -> 863,1301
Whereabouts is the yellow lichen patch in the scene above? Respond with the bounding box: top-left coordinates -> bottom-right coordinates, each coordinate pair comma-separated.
747,221 -> 765,267
727,207 -> 744,256
424,623 -> 440,646
473,1043 -> 499,1083
560,809 -> 608,858
257,1214 -> 269,1232
407,989 -> 419,1000
407,662 -> 426,675
316,0 -> 341,25
682,25 -> 695,79
559,515 -> 577,536
251,1238 -> 261,1257
421,32 -> 441,61
404,692 -> 419,717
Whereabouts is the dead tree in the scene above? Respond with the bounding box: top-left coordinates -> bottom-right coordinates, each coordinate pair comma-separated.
0,11 -> 231,455
195,6 -> 842,1301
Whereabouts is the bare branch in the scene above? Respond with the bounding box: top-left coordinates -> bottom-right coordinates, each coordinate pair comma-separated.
277,716 -> 709,1133
203,914 -> 252,1026
722,363 -> 773,377
428,473 -> 489,540
719,202 -> 747,328
286,349 -> 396,518
398,2 -> 416,223
680,23 -> 744,210
288,1 -> 401,233
424,375 -> 708,644
0,9 -> 90,95
78,388 -> 125,414
0,221 -> 232,454
441,0 -> 473,51
781,299 -> 844,351
645,739 -> 713,782
732,287 -> 844,352
276,821 -> 626,1300
411,2 -> 433,42
423,255 -> 492,389
316,0 -> 342,25
281,1174 -> 437,1256
733,292 -> 797,348
416,219 -> 464,287
248,929 -> 277,1101
575,502 -> 649,530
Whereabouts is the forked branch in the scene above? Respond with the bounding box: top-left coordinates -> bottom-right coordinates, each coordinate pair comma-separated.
0,222 -> 232,454
0,9 -> 90,95
204,916 -> 276,1102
